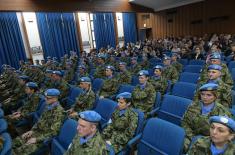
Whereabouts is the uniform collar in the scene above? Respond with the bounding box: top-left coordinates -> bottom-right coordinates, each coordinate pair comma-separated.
210,143 -> 227,155
47,101 -> 59,110
201,102 -> 215,115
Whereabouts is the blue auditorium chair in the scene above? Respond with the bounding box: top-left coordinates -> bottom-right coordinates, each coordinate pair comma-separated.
62,87 -> 83,109
150,94 -> 192,125
92,78 -> 104,94
184,65 -> 202,73
131,76 -> 139,86
0,132 -> 12,155
94,98 -> 117,129
178,59 -> 188,67
228,61 -> 235,72
179,72 -> 199,84
171,82 -> 197,100
0,108 -> 4,118
118,84 -> 135,94
0,119 -> 7,134
51,119 -> 78,155
126,118 -> 185,155
188,59 -> 205,66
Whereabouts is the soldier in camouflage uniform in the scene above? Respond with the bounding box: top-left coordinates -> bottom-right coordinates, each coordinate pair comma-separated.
128,57 -> 142,76
93,54 -> 107,79
5,82 -> 40,134
188,116 -> 235,155
63,60 -> 75,83
149,65 -> 168,95
99,66 -> 119,98
162,56 -> 179,84
171,53 -> 183,72
182,83 -> 232,152
116,62 -> 132,85
12,89 -> 65,155
102,92 -> 138,153
68,77 -> 95,119
76,65 -> 89,83
195,64 -> 232,108
199,52 -> 233,87
64,110 -> 108,155
132,70 -> 156,114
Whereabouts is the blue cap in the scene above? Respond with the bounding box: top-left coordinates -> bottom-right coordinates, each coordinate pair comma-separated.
119,62 -> 127,65
208,64 -> 222,71
106,65 -> 115,71
44,88 -> 60,97
199,83 -> 218,91
116,92 -> 132,100
163,56 -> 171,60
79,110 -> 101,123
19,75 -> 29,80
209,116 -> 235,132
210,53 -> 221,60
80,77 -> 91,83
138,70 -> 149,76
52,70 -> 63,76
97,53 -> 106,59
153,65 -> 163,71
46,69 -> 53,73
26,82 -> 38,89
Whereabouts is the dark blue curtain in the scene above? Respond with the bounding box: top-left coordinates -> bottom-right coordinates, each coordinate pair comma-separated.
93,13 -> 116,49
36,12 -> 79,59
0,12 -> 26,68
122,12 -> 137,44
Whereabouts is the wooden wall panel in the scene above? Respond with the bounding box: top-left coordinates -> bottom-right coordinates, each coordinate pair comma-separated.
0,0 -> 153,12
145,0 -> 235,38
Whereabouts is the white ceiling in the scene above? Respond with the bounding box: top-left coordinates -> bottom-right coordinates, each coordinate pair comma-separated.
129,0 -> 204,11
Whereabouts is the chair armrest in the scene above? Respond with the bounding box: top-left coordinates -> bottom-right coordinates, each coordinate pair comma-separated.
149,107 -> 160,117
126,133 -> 142,149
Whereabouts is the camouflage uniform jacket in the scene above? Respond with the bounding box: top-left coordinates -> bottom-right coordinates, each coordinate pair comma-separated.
64,132 -> 108,155
102,108 -> 138,153
93,65 -> 106,79
182,101 -> 231,150
162,65 -> 179,84
64,69 -> 75,82
149,76 -> 168,95
99,76 -> 119,98
20,93 -> 40,118
194,79 -> 232,108
171,61 -> 183,72
188,136 -> 235,155
128,64 -> 142,76
73,89 -> 95,113
132,82 -> 156,113
116,70 -> 132,85
199,63 -> 233,87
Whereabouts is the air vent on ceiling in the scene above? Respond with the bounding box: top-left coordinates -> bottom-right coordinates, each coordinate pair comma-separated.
209,16 -> 230,22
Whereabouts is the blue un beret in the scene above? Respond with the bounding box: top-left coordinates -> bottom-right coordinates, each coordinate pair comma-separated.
26,82 -> 38,89
119,62 -> 127,65
116,92 -> 132,100
78,65 -> 86,70
199,83 -> 218,91
79,110 -> 101,123
210,53 -> 221,60
208,64 -> 222,71
131,57 -> 137,61
163,56 -> 171,60
80,77 -> 91,83
210,116 -> 235,132
46,69 -> 53,73
44,88 -> 60,97
97,53 -> 106,59
52,70 -> 63,76
153,65 -> 163,71
106,65 -> 115,71
19,75 -> 29,80
138,70 -> 149,76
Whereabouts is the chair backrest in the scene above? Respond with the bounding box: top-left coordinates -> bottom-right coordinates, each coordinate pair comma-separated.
171,82 -> 196,100
228,61 -> 235,72
57,119 -> 78,149
66,87 -> 84,107
183,65 -> 202,73
92,78 -> 104,94
0,108 -> 4,118
0,132 -> 12,155
94,98 -> 117,128
231,68 -> 235,81
0,119 -> 7,134
178,59 -> 188,67
131,76 -> 139,86
118,84 -> 135,94
188,60 -> 205,66
158,94 -> 192,125
133,109 -> 145,135
137,118 -> 185,155
179,72 -> 199,84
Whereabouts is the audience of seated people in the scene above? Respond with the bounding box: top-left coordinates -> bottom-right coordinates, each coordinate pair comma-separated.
0,33 -> 235,154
